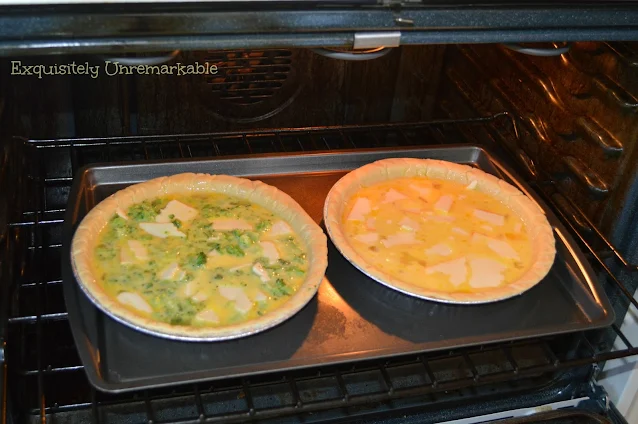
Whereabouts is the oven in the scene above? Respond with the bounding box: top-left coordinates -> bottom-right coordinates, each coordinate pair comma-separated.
2,2 -> 638,424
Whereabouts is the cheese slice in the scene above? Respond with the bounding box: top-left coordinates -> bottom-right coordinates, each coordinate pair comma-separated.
468,257 -> 506,288
269,220 -> 293,236
218,286 -> 253,314
434,195 -> 454,213
127,240 -> 148,261
195,308 -> 219,324
212,218 -> 252,231
192,290 -> 210,303
399,217 -> 419,231
120,245 -> 135,265
259,241 -> 280,264
486,239 -> 519,260
178,276 -> 209,302
426,243 -> 452,256
408,184 -> 432,198
471,233 -> 519,260
252,262 -> 270,282
355,232 -> 379,244
117,292 -> 153,314
116,208 -> 128,220
347,197 -> 371,221
397,198 -> 429,213
473,209 -> 505,226
181,280 -> 199,298
156,200 -> 198,224
234,294 -> 254,314
139,222 -> 186,238
219,286 -> 243,301
382,189 -> 407,204
425,257 -> 467,286
159,263 -> 186,281
452,227 -> 469,236
381,232 -> 416,248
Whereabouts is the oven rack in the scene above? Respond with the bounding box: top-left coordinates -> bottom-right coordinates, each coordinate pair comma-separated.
4,115 -> 638,423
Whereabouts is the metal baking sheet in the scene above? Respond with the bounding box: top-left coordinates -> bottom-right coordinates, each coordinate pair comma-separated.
61,145 -> 615,393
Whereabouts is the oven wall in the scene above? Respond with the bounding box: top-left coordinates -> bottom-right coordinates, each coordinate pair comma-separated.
1,46 -> 446,138
3,43 -> 638,272
3,42 -> 638,423
433,42 -> 638,268
3,44 -> 638,256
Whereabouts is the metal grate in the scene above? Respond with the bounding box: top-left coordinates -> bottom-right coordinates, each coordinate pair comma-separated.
4,116 -> 638,423
204,50 -> 293,106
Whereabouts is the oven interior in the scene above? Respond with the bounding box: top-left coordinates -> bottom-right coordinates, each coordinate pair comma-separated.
2,42 -> 638,423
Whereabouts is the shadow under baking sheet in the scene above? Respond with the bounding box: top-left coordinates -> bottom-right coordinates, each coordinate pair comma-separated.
69,277 -> 317,387
326,239 -> 598,345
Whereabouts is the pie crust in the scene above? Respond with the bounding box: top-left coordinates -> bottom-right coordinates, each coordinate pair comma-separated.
71,173 -> 328,341
323,158 -> 556,304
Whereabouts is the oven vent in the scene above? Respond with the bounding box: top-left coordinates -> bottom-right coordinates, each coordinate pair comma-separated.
204,49 -> 293,106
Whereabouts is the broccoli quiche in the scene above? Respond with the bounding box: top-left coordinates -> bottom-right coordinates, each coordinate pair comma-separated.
71,173 -> 328,341
324,158 -> 555,304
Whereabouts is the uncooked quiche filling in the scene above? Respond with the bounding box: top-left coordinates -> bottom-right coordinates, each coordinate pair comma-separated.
93,194 -> 309,327
342,177 -> 533,293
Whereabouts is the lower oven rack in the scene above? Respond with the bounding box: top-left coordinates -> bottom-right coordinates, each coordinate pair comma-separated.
3,114 -> 638,423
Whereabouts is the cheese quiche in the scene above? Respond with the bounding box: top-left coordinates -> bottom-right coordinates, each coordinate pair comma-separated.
324,158 -> 555,304
71,173 -> 328,341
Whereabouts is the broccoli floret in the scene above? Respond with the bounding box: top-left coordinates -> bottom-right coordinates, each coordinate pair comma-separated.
256,220 -> 271,232
238,233 -> 253,249
184,252 -> 207,270
224,245 -> 245,257
151,198 -> 167,213
95,243 -> 116,260
262,278 -> 293,298
286,266 -> 305,277
127,202 -> 157,222
275,278 -> 292,295
110,215 -> 127,228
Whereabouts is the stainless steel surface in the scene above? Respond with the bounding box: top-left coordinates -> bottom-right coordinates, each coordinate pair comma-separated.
61,145 -> 613,393
102,50 -> 180,66
502,43 -> 572,57
3,8 -> 638,56
311,47 -> 394,60
353,32 -> 401,50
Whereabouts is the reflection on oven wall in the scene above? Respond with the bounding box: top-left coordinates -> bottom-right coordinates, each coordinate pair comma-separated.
434,42 -> 638,270
2,43 -> 638,265
0,46 -> 445,138
2,43 -> 637,258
